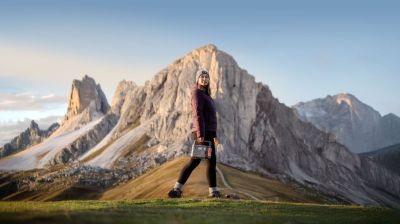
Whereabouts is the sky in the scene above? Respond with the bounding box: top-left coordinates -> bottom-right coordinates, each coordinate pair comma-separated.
1,0 -> 400,144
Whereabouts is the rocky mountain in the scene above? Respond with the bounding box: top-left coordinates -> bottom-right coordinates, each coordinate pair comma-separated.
0,76 -> 117,169
79,44 -> 400,207
0,44 -> 399,207
293,93 -> 400,153
360,143 -> 400,177
0,120 -> 59,158
53,75 -> 111,135
65,74 -> 109,119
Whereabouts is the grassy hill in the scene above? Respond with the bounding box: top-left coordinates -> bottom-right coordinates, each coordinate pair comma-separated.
1,157 -> 339,203
101,157 -> 323,202
0,199 -> 399,224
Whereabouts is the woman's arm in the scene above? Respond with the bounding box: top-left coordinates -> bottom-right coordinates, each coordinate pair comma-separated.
191,89 -> 205,139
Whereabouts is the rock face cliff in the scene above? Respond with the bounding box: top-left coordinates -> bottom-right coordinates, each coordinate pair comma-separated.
293,94 -> 400,153
51,75 -> 111,136
0,121 -> 59,158
1,45 -> 399,207
111,80 -> 137,116
65,75 -> 109,120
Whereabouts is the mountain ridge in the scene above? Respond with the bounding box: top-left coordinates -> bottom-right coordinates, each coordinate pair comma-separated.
293,93 -> 400,153
0,120 -> 59,158
360,143 -> 400,177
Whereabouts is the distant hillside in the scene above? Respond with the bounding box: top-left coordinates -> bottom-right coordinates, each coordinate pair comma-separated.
360,143 -> 400,177
293,93 -> 400,153
0,121 -> 59,158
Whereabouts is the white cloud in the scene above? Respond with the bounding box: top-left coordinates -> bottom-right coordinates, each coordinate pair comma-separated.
0,92 -> 66,111
0,91 -> 66,124
40,94 -> 55,99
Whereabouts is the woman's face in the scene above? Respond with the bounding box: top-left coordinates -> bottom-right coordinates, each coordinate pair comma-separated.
198,74 -> 210,86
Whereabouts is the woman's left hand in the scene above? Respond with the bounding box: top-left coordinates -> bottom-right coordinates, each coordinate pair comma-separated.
213,137 -> 219,145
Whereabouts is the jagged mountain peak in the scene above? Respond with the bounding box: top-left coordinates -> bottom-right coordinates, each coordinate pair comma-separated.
333,92 -> 356,98
323,93 -> 361,107
111,80 -> 137,116
185,43 -> 218,57
330,93 -> 379,116
46,75 -> 112,136
327,93 -> 379,115
116,79 -> 137,88
383,113 -> 400,120
293,93 -> 400,153
0,120 -> 60,158
29,120 -> 39,130
333,93 -> 357,107
65,75 -> 109,120
193,43 -> 218,53
296,93 -> 381,119
170,44 -> 239,75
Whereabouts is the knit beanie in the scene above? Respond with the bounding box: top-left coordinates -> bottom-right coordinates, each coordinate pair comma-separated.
195,69 -> 209,83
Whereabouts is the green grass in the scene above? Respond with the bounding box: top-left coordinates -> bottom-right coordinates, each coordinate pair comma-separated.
0,199 -> 399,224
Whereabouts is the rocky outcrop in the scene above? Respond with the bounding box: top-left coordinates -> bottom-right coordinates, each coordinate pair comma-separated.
0,121 -> 59,158
293,94 -> 400,153
111,80 -> 137,116
52,75 -> 111,136
65,75 -> 109,120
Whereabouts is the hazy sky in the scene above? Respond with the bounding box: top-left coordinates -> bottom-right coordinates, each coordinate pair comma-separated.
1,0 -> 400,144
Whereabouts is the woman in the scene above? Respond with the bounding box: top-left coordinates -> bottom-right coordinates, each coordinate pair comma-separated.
168,69 -> 221,198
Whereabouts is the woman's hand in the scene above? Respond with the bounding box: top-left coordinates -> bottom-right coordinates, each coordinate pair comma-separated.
213,137 -> 219,145
197,137 -> 204,143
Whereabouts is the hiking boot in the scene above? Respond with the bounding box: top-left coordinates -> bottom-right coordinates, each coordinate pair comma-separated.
209,190 -> 221,198
168,188 -> 183,198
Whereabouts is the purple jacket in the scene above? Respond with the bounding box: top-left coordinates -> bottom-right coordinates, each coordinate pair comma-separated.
191,84 -> 217,138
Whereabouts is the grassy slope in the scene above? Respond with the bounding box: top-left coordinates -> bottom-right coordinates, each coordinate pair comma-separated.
1,157 -> 321,202
101,157 -> 321,203
0,199 -> 399,224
